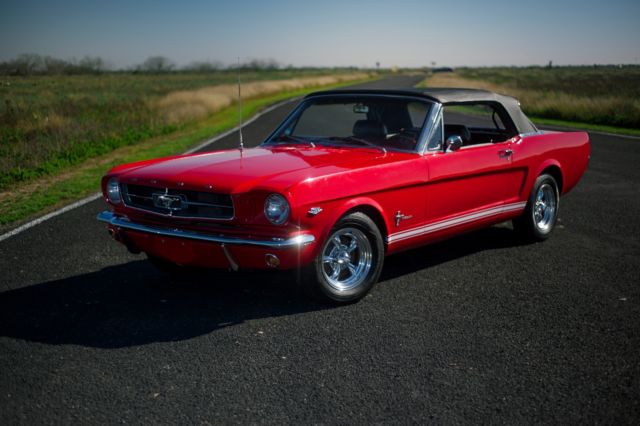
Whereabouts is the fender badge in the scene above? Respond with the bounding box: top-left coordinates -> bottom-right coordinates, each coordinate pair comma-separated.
395,210 -> 413,227
308,207 -> 323,216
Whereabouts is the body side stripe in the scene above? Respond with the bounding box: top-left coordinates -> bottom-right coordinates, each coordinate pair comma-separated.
387,201 -> 526,244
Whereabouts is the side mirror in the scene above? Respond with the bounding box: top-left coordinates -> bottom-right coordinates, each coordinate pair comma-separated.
445,135 -> 463,153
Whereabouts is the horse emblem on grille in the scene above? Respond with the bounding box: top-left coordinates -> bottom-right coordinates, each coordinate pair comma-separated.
152,192 -> 186,211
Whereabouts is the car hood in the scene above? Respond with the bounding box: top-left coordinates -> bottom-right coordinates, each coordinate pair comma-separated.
116,146 -> 398,193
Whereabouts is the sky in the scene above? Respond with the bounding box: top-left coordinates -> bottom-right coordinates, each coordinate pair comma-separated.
1,0 -> 639,68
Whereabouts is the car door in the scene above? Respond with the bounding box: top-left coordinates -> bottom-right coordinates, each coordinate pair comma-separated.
423,103 -> 518,234
425,141 -> 514,226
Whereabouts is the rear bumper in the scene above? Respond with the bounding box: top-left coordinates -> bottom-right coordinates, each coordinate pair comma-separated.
97,211 -> 316,269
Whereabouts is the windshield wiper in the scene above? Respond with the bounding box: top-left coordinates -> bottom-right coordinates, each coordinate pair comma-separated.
268,135 -> 315,147
326,136 -> 387,153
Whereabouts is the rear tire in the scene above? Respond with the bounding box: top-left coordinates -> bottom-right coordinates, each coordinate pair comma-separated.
513,174 -> 560,242
302,212 -> 384,303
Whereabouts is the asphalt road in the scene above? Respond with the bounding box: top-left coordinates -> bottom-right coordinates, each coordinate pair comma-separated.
1,75 -> 639,424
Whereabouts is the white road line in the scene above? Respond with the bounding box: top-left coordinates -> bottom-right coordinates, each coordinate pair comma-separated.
183,97 -> 301,154
0,97 -> 302,243
0,193 -> 102,243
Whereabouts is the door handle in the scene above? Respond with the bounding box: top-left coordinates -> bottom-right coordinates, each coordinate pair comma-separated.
499,149 -> 513,158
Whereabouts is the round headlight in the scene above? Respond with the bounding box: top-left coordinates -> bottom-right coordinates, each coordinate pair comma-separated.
106,177 -> 121,204
264,194 -> 290,225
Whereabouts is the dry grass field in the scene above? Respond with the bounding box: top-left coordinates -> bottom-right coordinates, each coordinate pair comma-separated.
421,66 -> 640,130
155,74 -> 368,123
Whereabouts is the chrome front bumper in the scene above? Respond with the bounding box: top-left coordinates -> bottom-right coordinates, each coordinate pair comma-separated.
97,211 -> 315,249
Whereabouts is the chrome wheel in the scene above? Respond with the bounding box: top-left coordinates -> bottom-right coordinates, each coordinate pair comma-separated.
533,183 -> 557,232
321,227 -> 373,293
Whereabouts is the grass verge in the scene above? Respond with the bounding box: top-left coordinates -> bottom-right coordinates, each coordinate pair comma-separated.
526,117 -> 640,137
0,76 -> 376,231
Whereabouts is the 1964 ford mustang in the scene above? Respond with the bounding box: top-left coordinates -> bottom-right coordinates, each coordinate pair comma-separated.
98,88 -> 590,302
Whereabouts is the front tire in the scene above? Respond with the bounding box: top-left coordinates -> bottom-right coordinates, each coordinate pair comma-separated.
513,174 -> 560,242
304,212 -> 384,303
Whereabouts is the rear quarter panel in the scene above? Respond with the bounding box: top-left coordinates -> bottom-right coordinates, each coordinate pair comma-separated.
511,131 -> 590,201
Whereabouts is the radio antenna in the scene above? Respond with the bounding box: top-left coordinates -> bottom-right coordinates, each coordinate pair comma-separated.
237,57 -> 244,151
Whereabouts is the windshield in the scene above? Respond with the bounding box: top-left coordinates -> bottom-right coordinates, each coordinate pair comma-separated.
263,95 -> 434,152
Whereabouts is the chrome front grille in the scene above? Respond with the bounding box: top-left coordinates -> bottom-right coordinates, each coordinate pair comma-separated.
122,184 -> 234,220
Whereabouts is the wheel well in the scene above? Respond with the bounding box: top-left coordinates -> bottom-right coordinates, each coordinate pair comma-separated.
344,205 -> 388,248
541,165 -> 563,194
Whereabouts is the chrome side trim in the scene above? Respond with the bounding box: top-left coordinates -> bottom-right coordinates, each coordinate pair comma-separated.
518,130 -> 544,138
387,201 -> 526,244
97,211 -> 315,249
459,142 -> 497,150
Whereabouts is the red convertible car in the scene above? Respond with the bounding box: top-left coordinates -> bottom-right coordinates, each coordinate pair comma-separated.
98,88 -> 590,302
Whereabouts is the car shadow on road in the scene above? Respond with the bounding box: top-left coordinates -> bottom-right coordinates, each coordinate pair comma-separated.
380,225 -> 528,282
0,225 -> 527,349
0,261 -> 330,348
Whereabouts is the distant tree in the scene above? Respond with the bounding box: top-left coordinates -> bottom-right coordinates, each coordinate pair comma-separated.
78,56 -> 105,73
12,53 -> 45,75
43,55 -> 69,74
0,54 -> 110,75
138,56 -> 175,72
236,58 -> 280,71
184,60 -> 224,72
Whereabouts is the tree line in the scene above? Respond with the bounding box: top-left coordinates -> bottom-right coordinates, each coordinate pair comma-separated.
0,54 -> 286,76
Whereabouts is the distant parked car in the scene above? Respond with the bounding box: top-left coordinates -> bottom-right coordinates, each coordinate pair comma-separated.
432,67 -> 454,73
98,88 -> 590,302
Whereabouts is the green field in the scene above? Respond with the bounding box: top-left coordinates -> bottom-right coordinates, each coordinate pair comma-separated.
0,69 -> 367,191
0,70 -> 376,228
456,66 -> 640,129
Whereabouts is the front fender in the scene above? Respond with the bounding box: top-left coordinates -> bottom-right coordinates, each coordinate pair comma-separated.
301,196 -> 390,260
